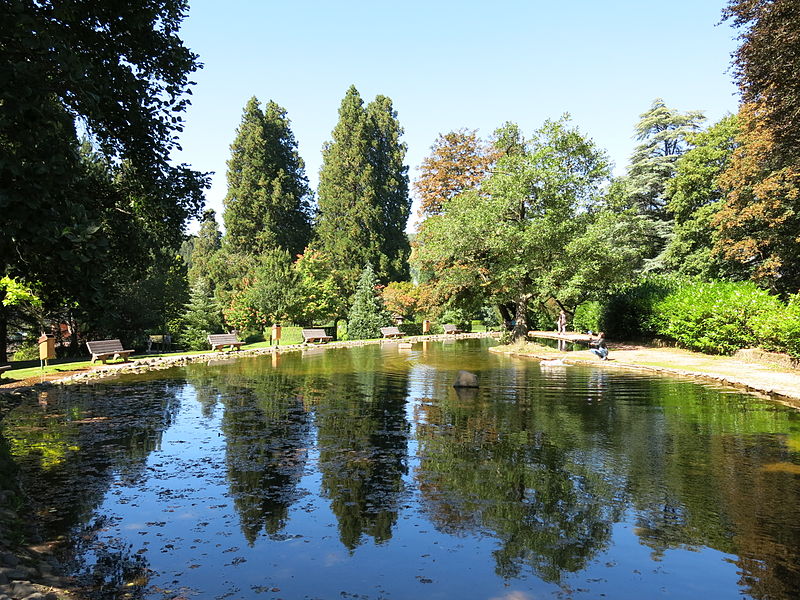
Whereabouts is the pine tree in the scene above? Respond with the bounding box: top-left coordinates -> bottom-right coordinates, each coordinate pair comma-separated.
223,97 -> 313,257
347,264 -> 390,340
316,86 -> 411,294
181,279 -> 223,350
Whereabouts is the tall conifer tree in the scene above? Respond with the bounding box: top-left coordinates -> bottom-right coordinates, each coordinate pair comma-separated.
316,86 -> 411,291
223,97 -> 313,257
367,95 -> 412,282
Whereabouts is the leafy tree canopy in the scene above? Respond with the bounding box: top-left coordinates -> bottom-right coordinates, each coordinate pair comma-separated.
415,116 -> 654,339
414,129 -> 494,217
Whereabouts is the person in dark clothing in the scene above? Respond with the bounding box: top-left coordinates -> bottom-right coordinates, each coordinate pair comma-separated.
589,332 -> 608,360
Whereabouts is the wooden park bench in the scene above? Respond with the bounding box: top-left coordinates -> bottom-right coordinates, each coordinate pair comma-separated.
0,365 -> 11,379
87,339 -> 134,364
443,324 -> 462,335
302,328 -> 332,343
208,333 -> 244,352
380,326 -> 404,339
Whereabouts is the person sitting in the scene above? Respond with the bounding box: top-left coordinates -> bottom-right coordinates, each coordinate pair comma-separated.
589,332 -> 609,360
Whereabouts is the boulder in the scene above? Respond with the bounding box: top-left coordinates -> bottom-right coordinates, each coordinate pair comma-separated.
453,370 -> 479,388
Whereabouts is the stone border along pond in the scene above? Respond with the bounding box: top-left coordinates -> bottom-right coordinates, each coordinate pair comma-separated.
1,330 -> 799,600
490,341 -> 800,409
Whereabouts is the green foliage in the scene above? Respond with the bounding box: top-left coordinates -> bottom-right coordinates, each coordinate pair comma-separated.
12,343 -> 39,362
748,294 -> 800,358
188,209 -> 222,287
346,265 -> 390,340
414,116 -> 650,340
181,280 -> 224,351
440,308 -> 472,332
0,278 -> 41,308
649,281 -> 782,355
223,97 -> 313,257
572,301 -> 601,332
626,99 -> 706,219
663,115 -> 742,279
601,275 -> 680,339
316,86 -> 411,293
1,0 -> 208,282
246,249 -> 301,325
294,248 -> 349,324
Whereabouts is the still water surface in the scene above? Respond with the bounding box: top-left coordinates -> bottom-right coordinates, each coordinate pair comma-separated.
3,339 -> 800,599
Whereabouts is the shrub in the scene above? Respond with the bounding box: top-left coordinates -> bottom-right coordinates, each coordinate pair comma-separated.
12,343 -> 39,361
749,293 -> 800,358
601,274 -> 680,339
440,308 -> 472,332
572,301 -> 601,333
399,322 -> 423,336
649,281 -> 782,355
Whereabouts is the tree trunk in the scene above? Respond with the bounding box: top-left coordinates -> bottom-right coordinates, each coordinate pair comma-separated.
498,303 -> 514,330
512,295 -> 530,341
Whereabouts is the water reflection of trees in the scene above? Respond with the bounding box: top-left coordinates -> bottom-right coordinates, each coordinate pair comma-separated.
221,385 -> 310,543
311,348 -> 411,551
414,364 -> 800,595
1,382 -> 182,595
416,366 -> 621,583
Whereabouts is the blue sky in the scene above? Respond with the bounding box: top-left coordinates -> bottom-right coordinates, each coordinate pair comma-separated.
174,0 -> 741,232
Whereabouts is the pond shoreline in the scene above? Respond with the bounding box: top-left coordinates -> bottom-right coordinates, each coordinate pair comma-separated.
490,340 -> 800,409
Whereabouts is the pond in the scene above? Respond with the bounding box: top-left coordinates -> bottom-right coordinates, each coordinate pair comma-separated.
2,338 -> 800,599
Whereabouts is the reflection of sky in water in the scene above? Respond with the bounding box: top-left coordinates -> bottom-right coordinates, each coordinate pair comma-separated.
3,339 -> 800,599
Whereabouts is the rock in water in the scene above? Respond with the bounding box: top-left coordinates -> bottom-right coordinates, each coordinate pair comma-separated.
453,370 -> 479,388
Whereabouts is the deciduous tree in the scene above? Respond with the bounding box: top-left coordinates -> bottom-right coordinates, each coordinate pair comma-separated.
0,0 -> 208,360
414,129 -> 494,217
715,103 -> 800,292
415,117 -> 653,340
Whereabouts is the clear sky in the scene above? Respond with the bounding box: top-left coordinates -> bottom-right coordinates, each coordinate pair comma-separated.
173,0 -> 741,233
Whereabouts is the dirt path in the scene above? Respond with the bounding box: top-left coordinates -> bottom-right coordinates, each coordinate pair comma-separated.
492,340 -> 800,408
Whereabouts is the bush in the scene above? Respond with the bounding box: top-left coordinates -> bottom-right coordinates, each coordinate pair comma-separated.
601,274 -> 680,339
399,322 -> 423,336
749,292 -> 800,358
649,281 -> 783,355
12,343 -> 38,361
440,308 -> 472,332
572,301 -> 601,333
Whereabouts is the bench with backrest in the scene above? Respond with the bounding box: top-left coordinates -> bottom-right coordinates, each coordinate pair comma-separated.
87,339 -> 134,364
442,324 -> 462,335
380,326 -> 404,339
0,365 -> 11,378
302,328 -> 332,343
208,333 -> 244,351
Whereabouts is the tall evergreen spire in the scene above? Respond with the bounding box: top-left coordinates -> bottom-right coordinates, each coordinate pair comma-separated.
316,85 -> 411,291
223,96 -> 313,257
